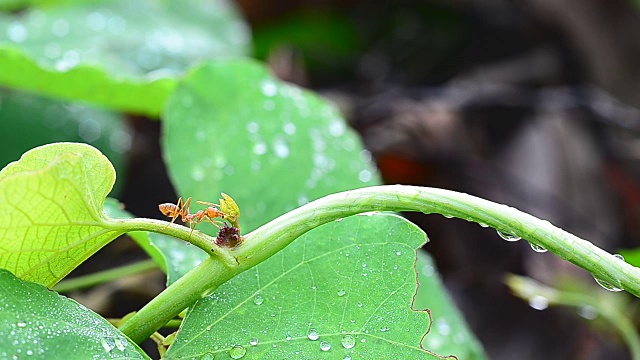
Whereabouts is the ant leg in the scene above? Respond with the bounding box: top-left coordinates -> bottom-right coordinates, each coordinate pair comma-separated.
180,197 -> 192,222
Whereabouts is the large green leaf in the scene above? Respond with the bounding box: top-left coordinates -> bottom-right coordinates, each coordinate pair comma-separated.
0,268 -> 148,359
165,213 -> 453,359
0,90 -> 131,193
415,252 -> 488,359
0,0 -> 250,115
0,142 -> 120,287
162,59 -> 379,234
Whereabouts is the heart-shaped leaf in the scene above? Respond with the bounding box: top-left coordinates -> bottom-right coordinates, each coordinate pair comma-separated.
0,142 -> 120,287
0,268 -> 148,359
165,213 -> 453,359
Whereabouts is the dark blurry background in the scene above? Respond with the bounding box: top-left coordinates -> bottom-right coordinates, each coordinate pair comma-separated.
226,0 -> 640,359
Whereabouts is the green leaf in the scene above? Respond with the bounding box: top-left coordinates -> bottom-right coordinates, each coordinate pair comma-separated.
165,213 -> 453,359
148,233 -> 207,285
0,142 -> 120,287
414,252 -> 488,359
0,90 -> 131,193
0,268 -> 149,359
162,59 -> 379,235
0,0 -> 250,115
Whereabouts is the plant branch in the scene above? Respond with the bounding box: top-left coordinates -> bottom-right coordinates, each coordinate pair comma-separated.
505,274 -> 640,360
119,185 -> 640,343
104,217 -> 238,267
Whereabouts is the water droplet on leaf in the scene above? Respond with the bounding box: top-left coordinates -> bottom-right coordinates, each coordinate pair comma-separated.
307,328 -> 319,341
254,295 -> 264,305
249,338 -> 258,346
229,345 -> 246,359
337,289 -> 346,297
320,341 -> 331,351
341,334 -> 355,349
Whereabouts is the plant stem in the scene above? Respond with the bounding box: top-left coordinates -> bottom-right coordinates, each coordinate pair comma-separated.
506,274 -> 640,360
104,217 -> 238,267
52,259 -> 158,293
119,185 -> 640,343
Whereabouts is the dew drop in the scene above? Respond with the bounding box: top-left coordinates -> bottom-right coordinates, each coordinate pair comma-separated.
593,277 -> 623,292
114,338 -> 125,351
273,137 -> 290,159
328,121 -> 345,137
380,327 -> 390,332
51,19 -> 70,37
357,302 -> 363,307
283,122 -> 296,135
101,337 -> 114,352
497,230 -> 521,242
253,142 -> 268,155
528,295 -> 549,310
436,319 -> 450,335
261,80 -> 277,97
191,167 -> 205,182
7,22 -> 28,43
529,242 -> 548,253
577,305 -> 598,320
358,169 -> 372,183
202,352 -> 215,360
254,295 -> 264,305
249,338 -> 259,346
337,289 -> 346,297
286,335 -> 292,341
307,328 -> 319,341
78,118 -> 102,142
320,341 -> 331,351
479,223 -> 489,228
246,121 -> 260,133
614,254 -> 625,261
16,322 -> 26,328
396,251 -> 402,256
229,345 -> 246,359
335,218 -> 344,222
344,356 -> 352,360
341,334 -> 355,349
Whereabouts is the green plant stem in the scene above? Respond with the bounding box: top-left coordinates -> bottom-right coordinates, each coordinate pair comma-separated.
506,274 -> 640,360
104,217 -> 238,267
119,185 -> 640,343
52,259 -> 158,293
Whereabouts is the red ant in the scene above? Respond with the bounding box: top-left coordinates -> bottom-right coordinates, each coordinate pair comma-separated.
158,197 -> 225,235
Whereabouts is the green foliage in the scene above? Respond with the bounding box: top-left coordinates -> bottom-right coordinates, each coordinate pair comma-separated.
0,90 -> 130,192
0,269 -> 148,358
0,0 -> 250,115
162,59 -> 379,234
165,213 -> 449,359
0,143 -> 119,287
